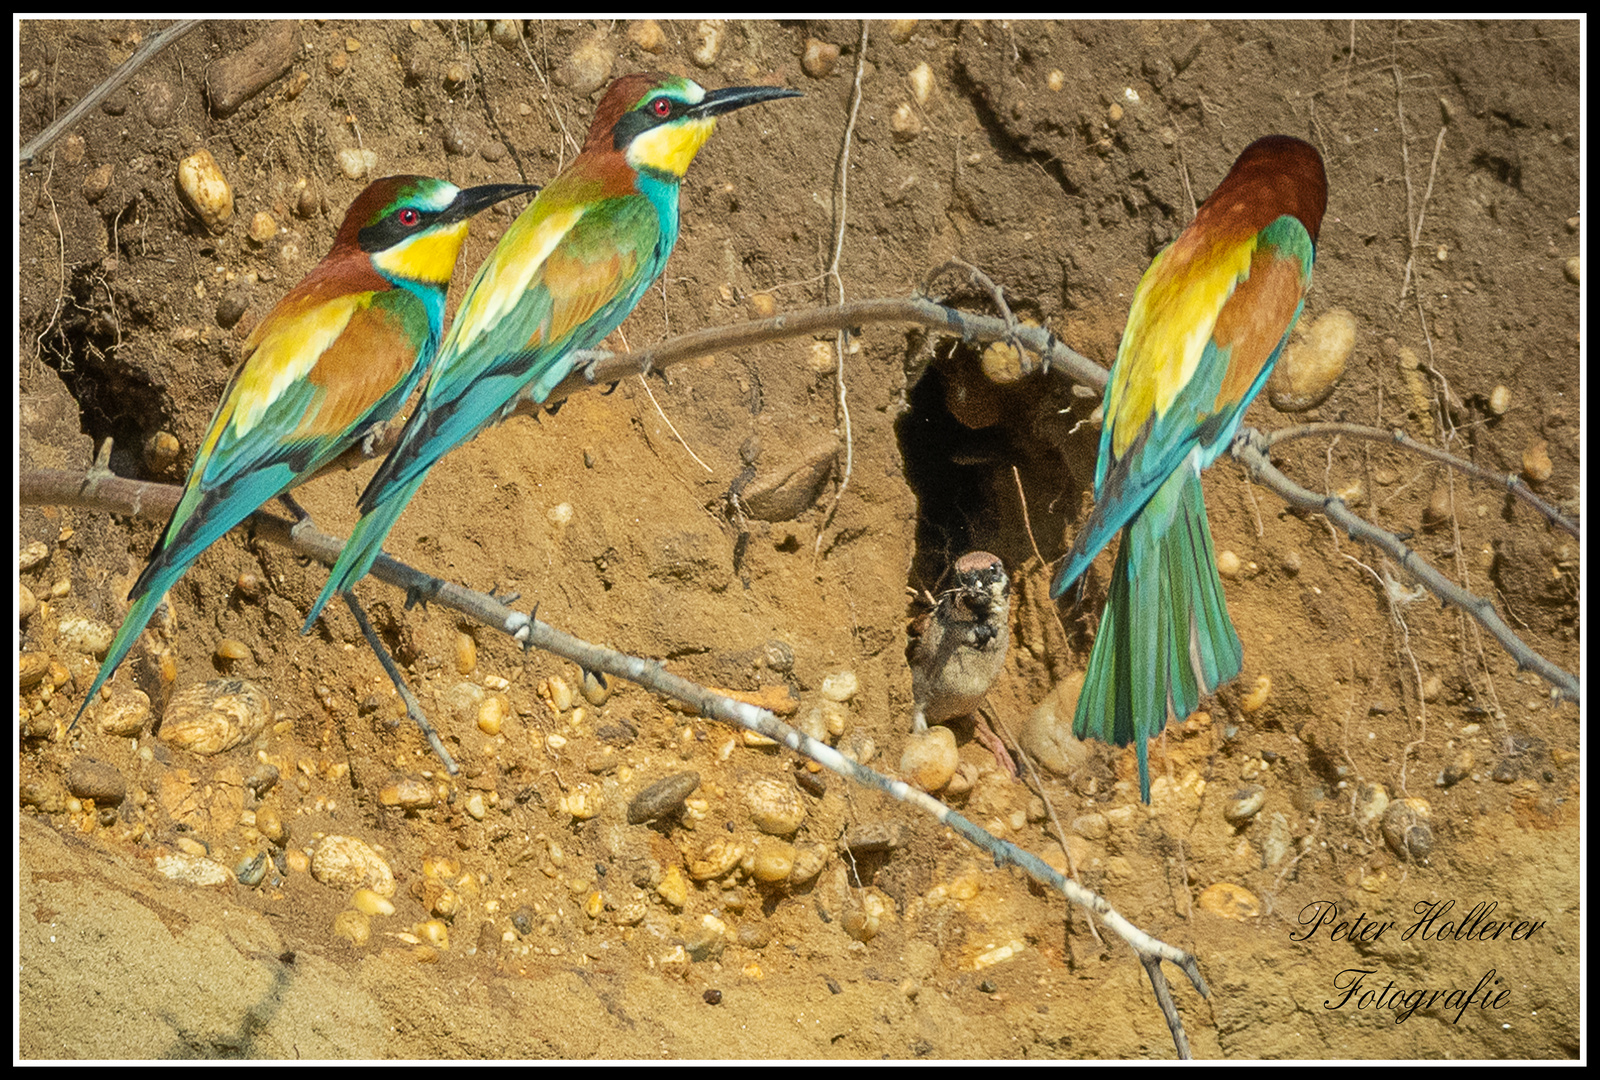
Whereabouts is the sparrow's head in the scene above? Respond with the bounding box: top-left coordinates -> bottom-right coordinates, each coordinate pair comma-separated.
949,551 -> 1009,613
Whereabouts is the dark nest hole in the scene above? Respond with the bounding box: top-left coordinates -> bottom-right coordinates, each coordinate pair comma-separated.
894,339 -> 1095,602
36,262 -> 171,476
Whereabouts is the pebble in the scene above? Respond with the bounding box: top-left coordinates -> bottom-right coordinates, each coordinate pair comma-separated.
692,20 -> 725,68
1223,783 -> 1265,825
20,651 -> 51,691
333,908 -> 371,946
844,822 -> 905,855
235,850 -> 268,887
820,670 -> 859,703
1381,798 -> 1433,862
842,888 -> 892,942
66,759 -> 126,806
1017,673 -> 1089,775
745,777 -> 806,835
58,616 -> 114,658
177,149 -> 234,232
751,839 -> 796,883
1421,674 -> 1443,703
901,726 -> 959,792
688,837 -> 745,881
247,210 -> 276,245
337,147 -> 377,181
790,843 -> 828,886
559,787 -> 604,820
1488,384 -> 1511,416
477,695 -> 508,736
627,20 -> 665,53
1216,550 -> 1242,579
312,834 -> 396,897
155,852 -> 230,888
890,102 -> 922,141
1239,676 -> 1272,714
19,583 -> 37,622
380,777 -> 436,811
1564,256 -> 1580,285
159,679 -> 270,755
1197,882 -> 1260,920
1522,440 -> 1553,484
245,761 -> 280,796
21,540 -> 50,572
451,631 -> 477,675
490,19 -> 522,49
419,919 -> 450,950
143,430 -> 180,472
255,802 -> 287,845
1439,748 -> 1474,788
205,20 -> 299,119
215,638 -> 251,662
1268,308 -> 1356,411
1354,782 -> 1389,828
747,292 -> 777,319
656,865 -> 689,908
627,771 -> 700,824
558,36 -> 614,96
889,19 -> 917,42
909,61 -> 934,105
802,38 -> 840,79
96,685 -> 150,737
544,675 -> 574,713
582,668 -> 611,710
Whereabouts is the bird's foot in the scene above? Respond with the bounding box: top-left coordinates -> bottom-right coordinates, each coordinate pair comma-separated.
973,713 -> 1018,778
343,592 -> 457,775
402,578 -> 444,612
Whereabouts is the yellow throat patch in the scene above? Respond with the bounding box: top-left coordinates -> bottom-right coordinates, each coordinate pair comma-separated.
626,116 -> 716,179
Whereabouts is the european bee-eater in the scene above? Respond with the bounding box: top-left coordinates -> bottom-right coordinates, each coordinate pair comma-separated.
73,175 -> 536,729
1051,136 -> 1328,802
301,73 -> 801,631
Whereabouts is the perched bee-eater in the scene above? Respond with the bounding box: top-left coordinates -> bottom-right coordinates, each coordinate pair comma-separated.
302,73 -> 801,630
73,175 -> 537,728
1051,136 -> 1328,803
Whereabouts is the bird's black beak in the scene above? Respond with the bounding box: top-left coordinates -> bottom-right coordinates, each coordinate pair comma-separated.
690,84 -> 803,120
442,182 -> 540,225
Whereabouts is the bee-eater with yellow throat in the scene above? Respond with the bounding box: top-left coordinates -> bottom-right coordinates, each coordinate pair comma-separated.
302,73 -> 801,630
74,175 -> 536,729
1051,136 -> 1328,802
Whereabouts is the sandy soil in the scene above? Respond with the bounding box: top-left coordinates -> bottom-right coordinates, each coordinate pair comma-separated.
18,19 -> 1580,1060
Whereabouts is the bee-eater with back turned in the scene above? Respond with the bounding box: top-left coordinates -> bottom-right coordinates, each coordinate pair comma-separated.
1051,135 -> 1328,803
73,175 -> 537,729
301,73 -> 801,631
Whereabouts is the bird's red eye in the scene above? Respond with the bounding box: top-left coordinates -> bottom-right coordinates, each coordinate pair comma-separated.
398,208 -> 421,227
651,96 -> 672,118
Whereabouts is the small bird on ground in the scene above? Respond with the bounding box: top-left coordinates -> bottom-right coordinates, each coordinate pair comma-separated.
909,550 -> 1016,774
301,72 -> 802,631
73,175 -> 537,731
1051,135 -> 1328,802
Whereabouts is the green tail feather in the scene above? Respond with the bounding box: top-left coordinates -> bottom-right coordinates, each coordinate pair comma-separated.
72,576 -> 176,731
301,475 -> 426,633
1073,466 -> 1242,802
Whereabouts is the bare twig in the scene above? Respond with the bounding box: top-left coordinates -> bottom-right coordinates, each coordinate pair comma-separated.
1231,430 -> 1580,703
19,18 -> 203,164
815,20 -> 870,555
26,463 -> 1211,1057
1263,421 -> 1578,537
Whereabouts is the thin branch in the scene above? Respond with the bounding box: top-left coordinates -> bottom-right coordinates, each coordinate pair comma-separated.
19,19 -> 203,164
1264,421 -> 1578,538
24,463 -> 1210,1057
814,20 -> 870,554
1232,431 -> 1580,704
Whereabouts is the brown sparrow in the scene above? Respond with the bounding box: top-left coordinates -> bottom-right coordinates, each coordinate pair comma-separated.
908,551 -> 1016,774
